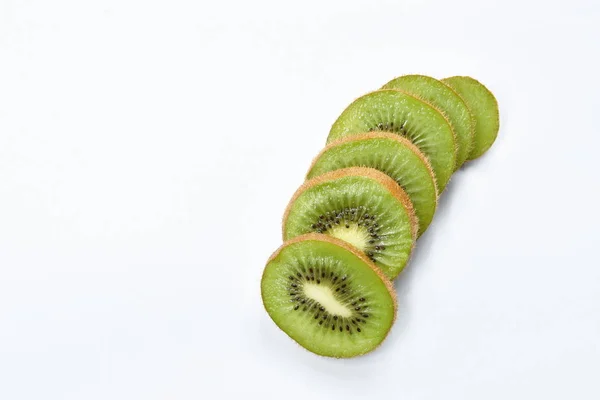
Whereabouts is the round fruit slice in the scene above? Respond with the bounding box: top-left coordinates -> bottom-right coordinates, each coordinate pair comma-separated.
261,233 -> 397,358
283,167 -> 418,279
442,76 -> 499,160
382,74 -> 474,169
306,132 -> 438,236
327,90 -> 457,191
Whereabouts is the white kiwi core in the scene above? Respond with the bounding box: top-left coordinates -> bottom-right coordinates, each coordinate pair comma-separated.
303,283 -> 353,318
327,224 -> 370,252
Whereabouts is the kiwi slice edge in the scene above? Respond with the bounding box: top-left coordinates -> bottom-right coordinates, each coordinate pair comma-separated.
442,76 -> 500,160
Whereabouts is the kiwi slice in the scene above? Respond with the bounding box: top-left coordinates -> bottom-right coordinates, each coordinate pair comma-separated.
327,90 -> 457,191
261,233 -> 397,358
306,132 -> 438,236
442,76 -> 499,160
382,74 -> 474,169
283,167 -> 418,279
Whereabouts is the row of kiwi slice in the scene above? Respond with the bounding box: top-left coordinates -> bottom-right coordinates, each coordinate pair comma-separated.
261,74 -> 500,358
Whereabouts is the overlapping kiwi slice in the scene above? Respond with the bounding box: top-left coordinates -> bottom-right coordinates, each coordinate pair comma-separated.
442,76 -> 500,160
283,167 -> 418,279
327,90 -> 457,191
306,132 -> 438,236
261,233 -> 396,358
382,74 -> 474,169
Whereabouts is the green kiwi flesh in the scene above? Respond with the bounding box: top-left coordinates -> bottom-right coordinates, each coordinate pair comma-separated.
382,74 -> 474,169
327,90 -> 457,191
306,132 -> 438,236
283,167 -> 417,279
261,233 -> 396,358
442,76 -> 499,160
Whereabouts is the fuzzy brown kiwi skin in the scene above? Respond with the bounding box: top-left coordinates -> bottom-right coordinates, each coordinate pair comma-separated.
378,88 -> 460,172
282,166 -> 419,247
262,232 -> 397,358
306,131 -> 440,201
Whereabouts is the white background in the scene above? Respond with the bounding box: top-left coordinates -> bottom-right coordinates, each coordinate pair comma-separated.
1,0 -> 599,399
